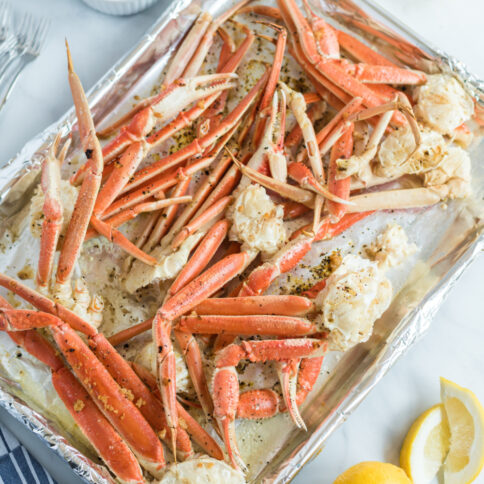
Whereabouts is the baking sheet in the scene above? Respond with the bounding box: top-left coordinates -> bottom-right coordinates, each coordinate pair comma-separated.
0,0 -> 482,482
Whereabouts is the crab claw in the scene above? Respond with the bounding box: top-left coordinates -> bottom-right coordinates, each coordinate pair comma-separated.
277,359 -> 307,430
212,366 -> 248,472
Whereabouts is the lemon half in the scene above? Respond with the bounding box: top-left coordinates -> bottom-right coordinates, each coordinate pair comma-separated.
440,377 -> 484,484
333,461 -> 411,484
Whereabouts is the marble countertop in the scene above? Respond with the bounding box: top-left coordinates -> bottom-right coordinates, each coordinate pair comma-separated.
0,0 -> 482,483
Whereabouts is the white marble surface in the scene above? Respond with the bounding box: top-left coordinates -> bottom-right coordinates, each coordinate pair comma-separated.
0,0 -> 483,483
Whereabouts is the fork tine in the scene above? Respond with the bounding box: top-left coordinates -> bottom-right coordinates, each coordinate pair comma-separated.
33,18 -> 49,54
0,8 -> 49,113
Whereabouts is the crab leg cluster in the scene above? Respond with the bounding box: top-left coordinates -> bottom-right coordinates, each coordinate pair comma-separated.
1,0 -> 476,479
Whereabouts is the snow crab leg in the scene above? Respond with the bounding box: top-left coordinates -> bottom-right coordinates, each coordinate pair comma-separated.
54,43 -> 104,294
152,252 -> 250,459
0,297 -> 145,483
277,0 -> 407,125
0,303 -> 166,476
36,132 -> 70,289
237,211 -> 373,297
99,74 -> 237,165
212,338 -> 328,470
237,356 -> 324,423
131,361 -> 224,460
117,69 -> 269,195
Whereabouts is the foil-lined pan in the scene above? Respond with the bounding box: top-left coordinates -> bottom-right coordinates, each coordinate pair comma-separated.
0,0 -> 482,482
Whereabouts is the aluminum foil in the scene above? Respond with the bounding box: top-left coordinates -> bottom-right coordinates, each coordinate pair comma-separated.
0,0 -> 483,482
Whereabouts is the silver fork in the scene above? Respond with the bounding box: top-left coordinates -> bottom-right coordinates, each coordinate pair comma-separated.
0,2 -> 13,55
0,10 -> 49,111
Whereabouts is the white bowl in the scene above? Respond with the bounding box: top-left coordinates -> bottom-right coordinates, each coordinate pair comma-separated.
81,0 -> 160,16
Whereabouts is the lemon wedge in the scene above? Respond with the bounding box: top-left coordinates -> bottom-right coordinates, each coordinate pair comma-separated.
333,461 -> 411,484
440,377 -> 484,484
400,403 -> 450,482
400,378 -> 484,484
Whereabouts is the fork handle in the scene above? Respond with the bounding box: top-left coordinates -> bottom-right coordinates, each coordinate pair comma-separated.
0,57 -> 28,112
0,50 -> 17,79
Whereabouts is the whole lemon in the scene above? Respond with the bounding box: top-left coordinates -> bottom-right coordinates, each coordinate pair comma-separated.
334,461 -> 411,484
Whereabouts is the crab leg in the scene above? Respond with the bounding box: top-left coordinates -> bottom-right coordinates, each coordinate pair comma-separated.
102,156 -> 214,222
194,295 -> 314,316
280,81 -> 323,181
55,44 -> 103,292
301,278 -> 327,299
196,26 -> 236,138
237,389 -> 281,419
88,334 -> 193,460
335,29 -> 395,67
178,314 -> 316,336
335,103 -> 394,180
285,100 -> 327,149
36,133 -> 70,289
253,23 -> 287,147
278,0 -> 406,125
152,252 -> 250,461
234,92 -> 283,194
0,309 -> 166,474
277,359 -> 304,428
269,90 -> 289,182
301,0 -> 339,58
142,178 -> 192,253
297,96 -> 363,162
183,0 -> 250,77
1,318 -> 145,482
174,330 -> 215,423
327,122 -> 354,220
169,219 -> 229,296
165,12 -> 213,84
90,216 -> 158,265
100,74 -> 236,164
213,338 -> 327,470
287,161 -> 354,205
237,356 -> 324,421
108,317 -> 154,347
283,200 -> 310,219
238,211 -> 372,297
119,69 -> 268,194
131,362 -> 224,460
226,150 -> 315,206
279,80 -> 326,228
347,187 -> 444,212
160,152 -> 232,248
170,196 -> 232,249
238,4 -> 283,19
342,63 -> 426,85
85,196 -> 191,241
